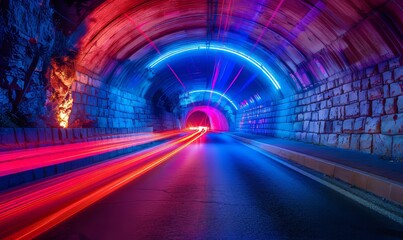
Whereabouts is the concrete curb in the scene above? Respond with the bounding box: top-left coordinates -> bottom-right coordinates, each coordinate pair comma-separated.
229,134 -> 403,205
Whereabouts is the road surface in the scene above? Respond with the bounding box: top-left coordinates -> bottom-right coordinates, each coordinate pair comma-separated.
41,133 -> 403,239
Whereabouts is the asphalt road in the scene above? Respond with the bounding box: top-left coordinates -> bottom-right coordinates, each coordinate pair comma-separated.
41,133 -> 403,240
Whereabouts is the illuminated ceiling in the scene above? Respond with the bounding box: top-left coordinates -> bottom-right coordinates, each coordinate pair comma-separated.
56,0 -> 402,110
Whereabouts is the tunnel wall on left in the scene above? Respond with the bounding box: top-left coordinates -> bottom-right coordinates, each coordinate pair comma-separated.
70,71 -> 179,131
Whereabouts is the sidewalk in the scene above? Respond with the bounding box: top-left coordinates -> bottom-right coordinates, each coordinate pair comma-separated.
229,132 -> 403,205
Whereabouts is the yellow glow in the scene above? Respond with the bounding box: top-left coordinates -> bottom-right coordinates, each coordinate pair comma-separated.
57,98 -> 73,128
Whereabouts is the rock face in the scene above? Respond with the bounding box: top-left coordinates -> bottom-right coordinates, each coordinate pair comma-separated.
46,55 -> 77,128
0,0 -> 78,127
0,0 -> 55,127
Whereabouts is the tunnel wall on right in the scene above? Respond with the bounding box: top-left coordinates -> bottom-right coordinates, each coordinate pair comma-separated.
236,57 -> 402,160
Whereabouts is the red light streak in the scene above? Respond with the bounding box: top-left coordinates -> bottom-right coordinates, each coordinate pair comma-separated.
123,13 -> 160,54
0,131 -> 181,177
0,130 -> 205,239
253,0 -> 285,49
123,13 -> 186,90
167,64 -> 186,90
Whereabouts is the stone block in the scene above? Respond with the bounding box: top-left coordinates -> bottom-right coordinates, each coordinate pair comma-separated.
352,80 -> 361,90
354,117 -> 365,133
381,114 -> 403,135
383,71 -> 393,84
320,121 -> 333,133
333,120 -> 343,133
52,128 -> 60,143
304,112 -> 311,121
303,121 -> 310,132
373,134 -> 392,157
359,101 -> 371,116
398,96 -> 403,113
368,86 -> 383,100
350,134 -> 360,150
366,66 -> 378,77
362,78 -> 370,90
310,121 -> 320,133
24,128 -> 38,143
306,133 -> 314,143
320,84 -> 327,92
370,75 -> 382,87
333,87 -> 342,96
338,134 -> 351,149
73,128 -> 81,139
372,99 -> 384,116
378,61 -> 389,72
365,117 -> 381,133
327,81 -> 335,90
385,98 -> 397,114
340,93 -> 349,105
389,57 -> 400,69
0,128 -> 16,145
313,134 -> 320,144
76,82 -> 85,93
333,96 -> 341,106
358,91 -> 367,101
343,119 -> 354,133
329,107 -> 344,120
37,128 -> 46,145
390,82 -> 403,97
394,67 -> 402,81
327,134 -> 338,146
318,109 -> 329,120
360,134 -> 372,153
345,103 -> 360,118
45,128 -> 53,143
383,85 -> 390,98
392,136 -> 403,159
342,83 -> 352,93
312,112 -> 319,121
349,91 -> 358,103
59,129 -> 67,141
293,122 -> 303,131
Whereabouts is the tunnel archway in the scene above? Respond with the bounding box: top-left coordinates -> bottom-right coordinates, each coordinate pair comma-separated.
185,106 -> 229,132
185,111 -> 211,129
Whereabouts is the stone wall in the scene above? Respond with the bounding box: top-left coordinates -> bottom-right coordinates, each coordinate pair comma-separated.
0,0 -> 55,127
70,71 -> 178,130
237,57 -> 403,160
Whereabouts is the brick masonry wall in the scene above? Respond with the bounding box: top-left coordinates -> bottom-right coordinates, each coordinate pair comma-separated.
70,72 -> 178,130
237,57 -> 403,160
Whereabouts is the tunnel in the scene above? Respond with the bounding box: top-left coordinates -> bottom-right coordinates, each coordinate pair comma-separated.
186,110 -> 211,129
0,0 -> 402,239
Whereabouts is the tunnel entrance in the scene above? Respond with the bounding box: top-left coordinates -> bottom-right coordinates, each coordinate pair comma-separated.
184,106 -> 229,131
186,111 -> 211,129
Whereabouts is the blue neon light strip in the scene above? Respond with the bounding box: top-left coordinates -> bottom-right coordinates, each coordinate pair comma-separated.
188,90 -> 238,110
148,44 -> 281,90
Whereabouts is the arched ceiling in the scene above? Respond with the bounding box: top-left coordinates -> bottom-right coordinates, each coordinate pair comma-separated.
57,0 -> 402,110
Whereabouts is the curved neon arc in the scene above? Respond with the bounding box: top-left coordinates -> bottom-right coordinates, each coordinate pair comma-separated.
148,44 -> 281,90
188,90 -> 238,110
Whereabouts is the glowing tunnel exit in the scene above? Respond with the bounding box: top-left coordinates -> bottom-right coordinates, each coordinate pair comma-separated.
185,106 -> 229,131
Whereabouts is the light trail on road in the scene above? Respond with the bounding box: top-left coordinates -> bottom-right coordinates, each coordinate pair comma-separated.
0,129 -> 206,239
0,130 -> 182,176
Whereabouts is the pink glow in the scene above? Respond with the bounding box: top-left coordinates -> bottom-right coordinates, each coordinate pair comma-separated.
0,131 -> 181,177
0,130 -> 205,239
185,106 -> 229,131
